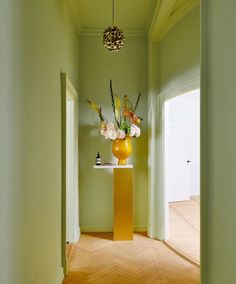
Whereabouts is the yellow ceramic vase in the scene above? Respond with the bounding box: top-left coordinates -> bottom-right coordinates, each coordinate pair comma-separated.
112,136 -> 132,165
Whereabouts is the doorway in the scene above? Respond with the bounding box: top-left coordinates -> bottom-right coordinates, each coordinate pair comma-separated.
61,73 -> 80,273
164,89 -> 200,264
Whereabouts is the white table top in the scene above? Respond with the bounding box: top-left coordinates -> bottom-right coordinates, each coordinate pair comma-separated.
93,164 -> 133,169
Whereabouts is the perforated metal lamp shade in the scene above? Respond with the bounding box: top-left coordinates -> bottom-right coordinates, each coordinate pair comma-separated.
103,26 -> 125,51
103,0 -> 125,51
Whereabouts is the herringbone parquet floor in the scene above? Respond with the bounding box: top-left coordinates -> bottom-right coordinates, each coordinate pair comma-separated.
63,233 -> 200,284
168,197 -> 200,264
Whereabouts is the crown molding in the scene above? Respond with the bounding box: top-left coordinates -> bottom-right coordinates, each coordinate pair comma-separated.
79,27 -> 146,37
69,0 -> 199,40
148,0 -> 175,40
148,0 -> 200,42
145,0 -> 162,34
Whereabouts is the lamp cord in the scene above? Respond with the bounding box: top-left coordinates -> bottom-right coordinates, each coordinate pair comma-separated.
112,0 -> 115,26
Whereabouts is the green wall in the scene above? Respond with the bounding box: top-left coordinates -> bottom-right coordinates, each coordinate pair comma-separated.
3,1 -> 236,283
159,7 -> 200,91
147,7 -> 200,239
0,1 -> 79,283
202,0 -> 236,283
78,35 -> 148,232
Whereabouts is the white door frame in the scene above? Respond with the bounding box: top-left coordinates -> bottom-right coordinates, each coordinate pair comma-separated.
66,77 -> 80,244
148,72 -> 200,241
61,73 -> 80,274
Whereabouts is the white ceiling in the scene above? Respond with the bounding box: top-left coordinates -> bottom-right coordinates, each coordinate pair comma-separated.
70,0 -> 199,39
76,0 -> 156,31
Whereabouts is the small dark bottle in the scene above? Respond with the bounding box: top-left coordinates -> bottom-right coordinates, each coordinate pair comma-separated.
96,152 -> 101,165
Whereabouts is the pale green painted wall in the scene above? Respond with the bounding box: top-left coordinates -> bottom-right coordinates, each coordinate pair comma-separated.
159,7 -> 200,91
78,35 -> 148,232
0,1 -> 79,283
147,7 -> 200,239
203,0 -> 236,283
2,1 -> 236,283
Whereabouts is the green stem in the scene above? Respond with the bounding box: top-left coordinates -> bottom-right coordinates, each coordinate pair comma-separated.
109,80 -> 120,127
134,92 -> 141,112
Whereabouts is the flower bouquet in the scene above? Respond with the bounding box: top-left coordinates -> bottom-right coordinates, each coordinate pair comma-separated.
87,80 -> 142,141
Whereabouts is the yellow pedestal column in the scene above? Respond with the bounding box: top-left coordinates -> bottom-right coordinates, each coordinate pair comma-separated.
113,168 -> 133,240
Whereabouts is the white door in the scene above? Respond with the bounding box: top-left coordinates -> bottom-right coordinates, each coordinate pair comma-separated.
165,90 -> 200,202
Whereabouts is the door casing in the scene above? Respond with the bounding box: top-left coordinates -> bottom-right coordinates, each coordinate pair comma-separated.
61,72 -> 80,274
148,71 -> 200,241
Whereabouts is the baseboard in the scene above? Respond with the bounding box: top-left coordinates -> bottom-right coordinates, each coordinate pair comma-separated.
134,225 -> 147,232
75,226 -> 81,242
55,267 -> 64,284
68,226 -> 81,243
81,226 -> 113,232
80,225 -> 147,233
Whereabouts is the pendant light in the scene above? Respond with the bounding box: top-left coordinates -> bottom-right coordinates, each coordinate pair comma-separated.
103,0 -> 125,51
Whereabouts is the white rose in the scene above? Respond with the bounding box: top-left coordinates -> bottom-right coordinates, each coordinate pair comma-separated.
107,122 -> 115,131
129,125 -> 136,137
101,129 -> 110,139
101,128 -> 106,136
104,132 -> 110,139
109,129 -> 118,140
117,129 -> 126,139
134,125 -> 141,137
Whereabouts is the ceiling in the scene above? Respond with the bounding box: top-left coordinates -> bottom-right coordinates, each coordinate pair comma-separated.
76,0 -> 156,31
69,0 -> 199,40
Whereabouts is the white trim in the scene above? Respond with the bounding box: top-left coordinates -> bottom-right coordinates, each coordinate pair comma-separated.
74,226 -> 81,242
66,79 -> 79,244
55,267 -> 64,284
148,93 -> 167,240
148,72 -> 200,240
160,68 -> 200,98
157,80 -> 200,240
66,77 -> 78,101
61,72 -> 80,273
93,164 -> 133,169
148,94 -> 158,239
156,93 -> 168,240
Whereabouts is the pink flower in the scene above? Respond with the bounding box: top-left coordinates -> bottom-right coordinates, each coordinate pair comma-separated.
117,129 -> 126,139
109,130 -> 118,140
101,128 -> 110,139
129,124 -> 141,137
129,125 -> 136,137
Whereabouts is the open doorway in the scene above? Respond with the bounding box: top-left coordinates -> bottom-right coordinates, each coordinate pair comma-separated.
164,89 -> 200,265
61,73 -> 80,274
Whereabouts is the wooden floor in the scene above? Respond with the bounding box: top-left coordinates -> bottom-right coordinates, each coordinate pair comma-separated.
167,196 -> 200,264
63,232 -> 200,284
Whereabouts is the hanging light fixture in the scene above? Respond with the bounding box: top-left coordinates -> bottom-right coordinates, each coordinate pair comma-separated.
103,0 -> 125,52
